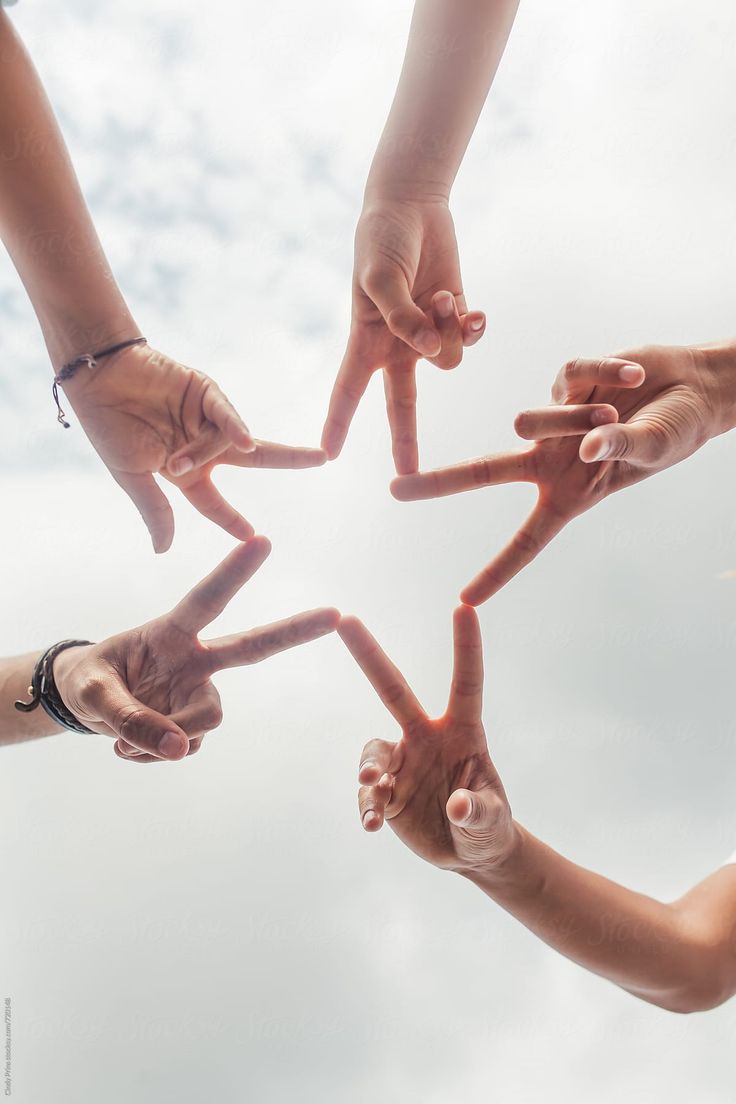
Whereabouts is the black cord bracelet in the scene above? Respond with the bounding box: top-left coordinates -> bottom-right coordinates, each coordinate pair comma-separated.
52,336 -> 148,428
14,640 -> 96,734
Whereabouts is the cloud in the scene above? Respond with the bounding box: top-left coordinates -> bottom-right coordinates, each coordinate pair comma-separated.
1,0 -> 735,1101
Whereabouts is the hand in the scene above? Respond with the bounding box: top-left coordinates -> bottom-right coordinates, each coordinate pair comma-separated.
338,605 -> 515,873
322,197 -> 486,474
53,536 -> 339,763
392,343 -> 734,604
62,342 -> 327,552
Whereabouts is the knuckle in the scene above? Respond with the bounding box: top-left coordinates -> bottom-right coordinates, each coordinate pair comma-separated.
562,357 -> 583,383
116,706 -> 151,741
471,458 -> 492,486
381,683 -> 405,708
511,527 -> 544,557
608,433 -> 632,459
76,670 -> 107,704
362,263 -> 393,298
404,717 -> 425,739
439,349 -> 462,370
206,700 -> 224,729
452,677 -> 482,699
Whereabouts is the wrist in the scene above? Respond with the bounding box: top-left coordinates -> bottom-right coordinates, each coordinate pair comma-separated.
364,147 -> 454,206
696,340 -> 736,436
45,312 -> 142,376
52,644 -> 92,712
456,820 -> 528,890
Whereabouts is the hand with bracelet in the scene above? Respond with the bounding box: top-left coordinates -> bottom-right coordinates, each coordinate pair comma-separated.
340,607 -> 736,1013
322,0 -> 521,474
1,537 -> 339,762
0,9 -> 325,553
392,342 -> 735,603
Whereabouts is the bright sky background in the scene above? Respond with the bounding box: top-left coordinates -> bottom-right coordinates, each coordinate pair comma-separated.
2,1 -> 736,1101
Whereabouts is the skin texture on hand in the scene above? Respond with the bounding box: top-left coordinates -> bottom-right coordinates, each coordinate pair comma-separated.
322,198 -> 486,475
52,537 -> 339,763
62,343 -> 327,552
392,343 -> 731,604
339,606 -> 736,1013
339,604 -> 515,873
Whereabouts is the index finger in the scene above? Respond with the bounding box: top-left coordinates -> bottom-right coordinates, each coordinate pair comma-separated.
170,536 -> 271,633
446,605 -> 484,723
338,616 -> 426,731
551,357 -> 645,404
321,342 -> 374,460
390,451 -> 533,501
460,500 -> 567,606
205,607 -> 340,671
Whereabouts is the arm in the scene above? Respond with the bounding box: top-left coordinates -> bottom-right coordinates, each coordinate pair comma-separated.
0,652 -> 59,746
466,828 -> 736,1013
0,11 -> 326,552
322,1 -> 520,473
366,0 -> 521,204
0,539 -> 339,761
339,607 -> 736,1013
0,8 -> 136,366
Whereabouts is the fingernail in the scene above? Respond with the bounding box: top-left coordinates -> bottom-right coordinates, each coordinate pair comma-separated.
159,731 -> 186,759
435,293 -> 454,319
170,457 -> 194,476
362,811 -> 378,830
415,329 -> 441,357
591,407 -> 616,426
469,317 -> 485,332
359,760 -> 376,780
619,365 -> 642,382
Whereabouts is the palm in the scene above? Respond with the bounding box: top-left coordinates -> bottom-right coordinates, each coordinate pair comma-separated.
323,200 -> 484,474
351,201 -> 463,355
53,539 -> 339,763
386,719 -> 504,870
100,622 -> 210,720
392,344 -> 718,604
63,343 -> 326,552
340,606 -> 514,875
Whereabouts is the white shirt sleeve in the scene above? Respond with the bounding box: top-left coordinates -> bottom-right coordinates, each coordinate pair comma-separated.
723,850 -> 736,866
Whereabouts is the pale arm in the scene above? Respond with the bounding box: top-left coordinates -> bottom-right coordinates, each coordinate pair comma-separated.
0,8 -> 138,366
467,828 -> 736,1013
367,0 -> 522,202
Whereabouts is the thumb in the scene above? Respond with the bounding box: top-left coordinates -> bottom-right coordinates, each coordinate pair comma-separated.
446,787 -> 498,830
166,423 -> 229,478
363,265 -> 440,358
579,419 -> 666,466
84,673 -> 190,760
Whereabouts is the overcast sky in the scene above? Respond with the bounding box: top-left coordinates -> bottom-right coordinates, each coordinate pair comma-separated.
2,1 -> 736,1101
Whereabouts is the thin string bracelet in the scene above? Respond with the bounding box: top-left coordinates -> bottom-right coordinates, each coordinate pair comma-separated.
52,336 -> 148,427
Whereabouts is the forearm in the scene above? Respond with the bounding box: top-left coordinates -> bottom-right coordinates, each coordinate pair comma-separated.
0,652 -> 61,746
0,11 -> 138,367
463,825 -> 736,1012
366,0 -> 520,201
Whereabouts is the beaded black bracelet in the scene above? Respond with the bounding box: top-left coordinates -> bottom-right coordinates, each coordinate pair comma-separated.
52,336 -> 148,427
14,640 -> 96,734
